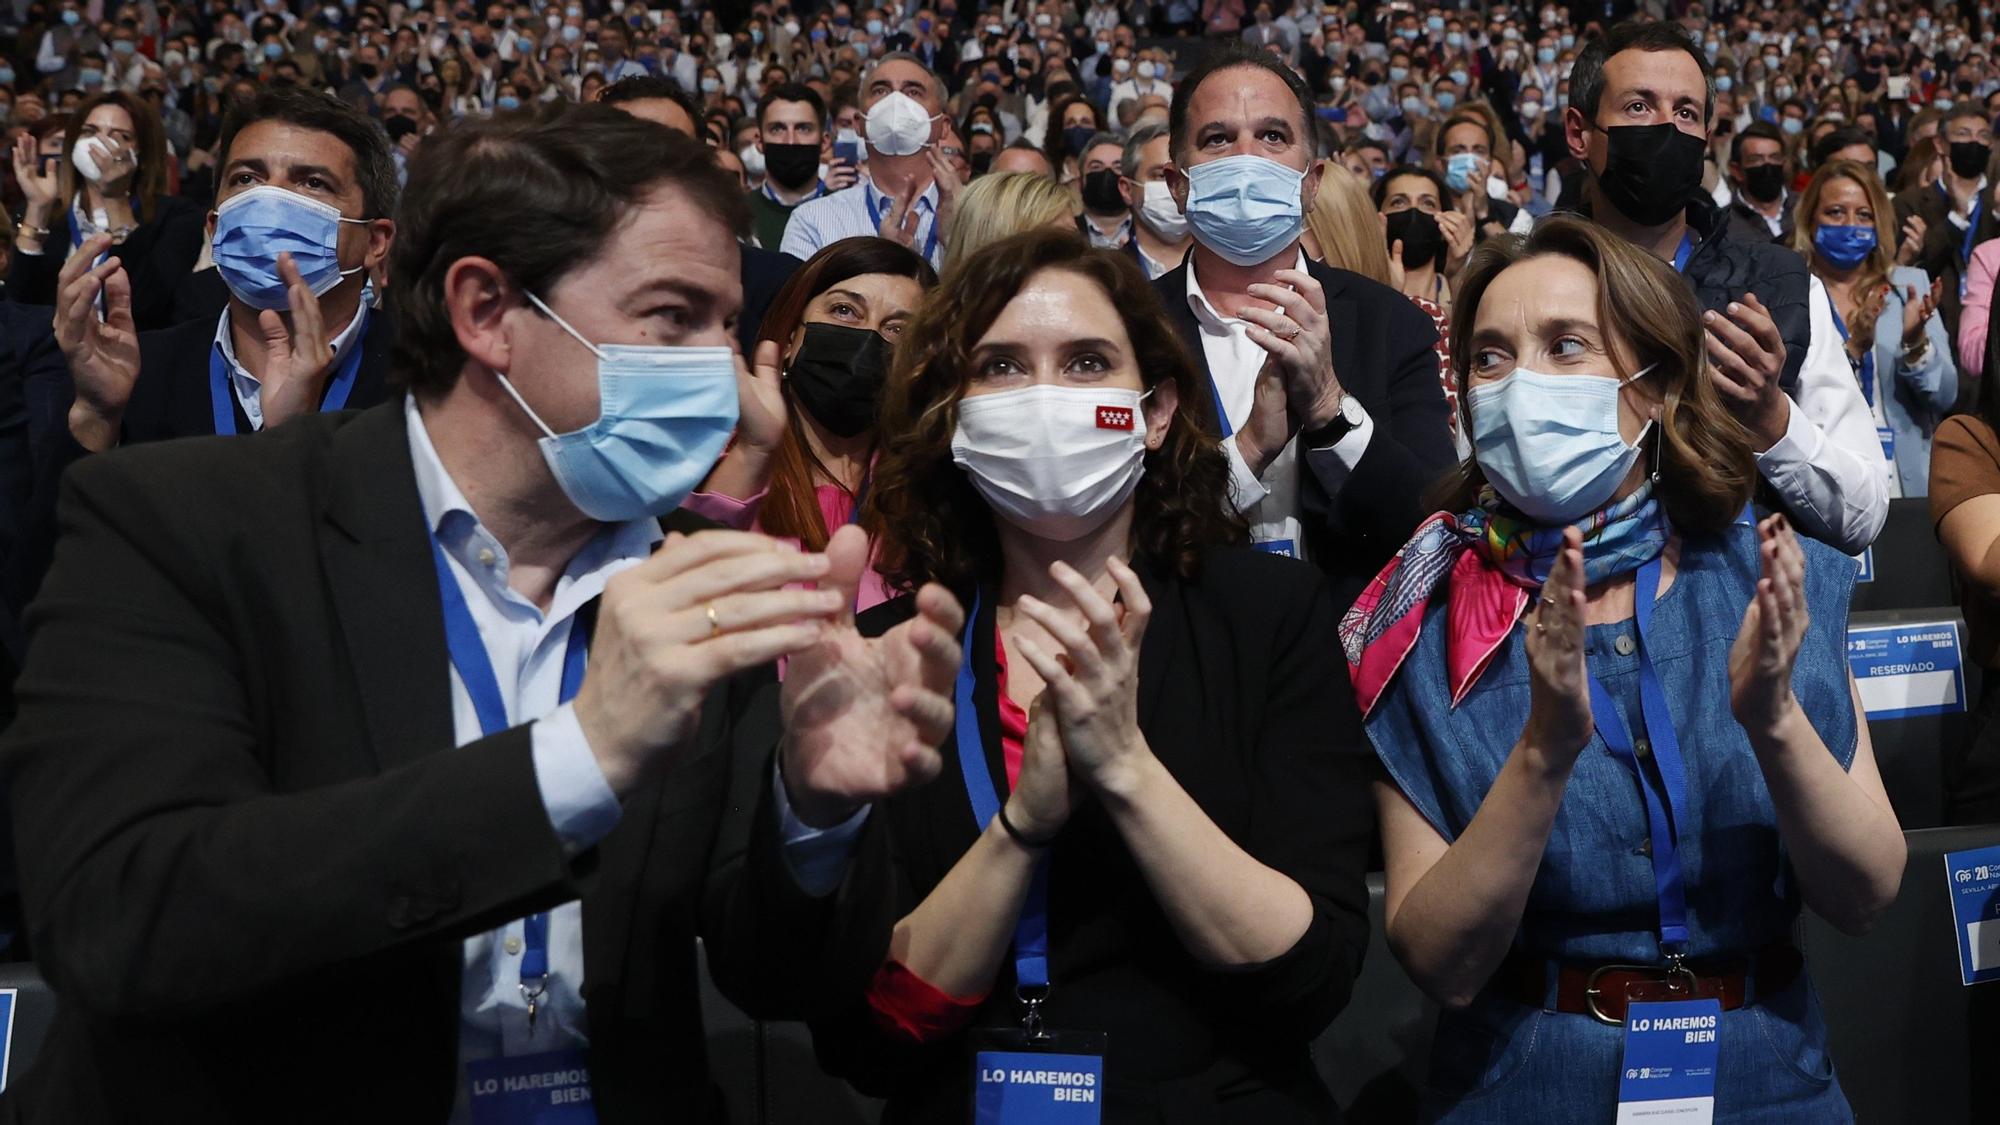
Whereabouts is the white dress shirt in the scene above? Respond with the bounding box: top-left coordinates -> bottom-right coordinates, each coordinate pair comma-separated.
214,303 -> 371,432
405,400 -> 863,1122
1753,275 -> 1891,553
1185,253 -> 1375,559
779,175 -> 943,269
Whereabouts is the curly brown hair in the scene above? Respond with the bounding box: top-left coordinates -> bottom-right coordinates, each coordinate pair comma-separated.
1434,216 -> 1757,535
865,229 -> 1246,592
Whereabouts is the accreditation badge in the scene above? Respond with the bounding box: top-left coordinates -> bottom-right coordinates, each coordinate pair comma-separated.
1614,998 -> 1721,1124
970,1027 -> 1106,1124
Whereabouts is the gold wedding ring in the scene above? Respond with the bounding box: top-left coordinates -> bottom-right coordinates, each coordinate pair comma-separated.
705,603 -> 721,636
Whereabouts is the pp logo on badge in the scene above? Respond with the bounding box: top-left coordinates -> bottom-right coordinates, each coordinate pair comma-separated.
1095,405 -> 1134,431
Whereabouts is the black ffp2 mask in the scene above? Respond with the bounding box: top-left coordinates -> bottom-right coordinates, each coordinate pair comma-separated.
1951,140 -> 1992,180
763,141 -> 821,190
1740,163 -> 1787,205
1384,207 -> 1446,269
787,322 -> 888,438
1081,169 -> 1125,215
1594,122 -> 1708,227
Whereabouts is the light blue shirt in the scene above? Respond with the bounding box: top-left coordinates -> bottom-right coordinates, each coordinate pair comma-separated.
213,304 -> 370,432
404,399 -> 866,1120
778,176 -> 942,268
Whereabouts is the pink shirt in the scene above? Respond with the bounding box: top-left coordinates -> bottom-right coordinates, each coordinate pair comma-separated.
1959,239 -> 2000,378
682,483 -> 895,613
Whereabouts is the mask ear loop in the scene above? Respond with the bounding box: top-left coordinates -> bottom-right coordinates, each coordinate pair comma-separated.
1652,417 -> 1664,485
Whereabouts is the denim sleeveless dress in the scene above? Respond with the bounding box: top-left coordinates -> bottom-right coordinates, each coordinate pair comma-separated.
1367,523 -> 1858,1123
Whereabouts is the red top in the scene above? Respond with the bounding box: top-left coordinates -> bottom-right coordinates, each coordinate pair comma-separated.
863,628 -> 1029,1043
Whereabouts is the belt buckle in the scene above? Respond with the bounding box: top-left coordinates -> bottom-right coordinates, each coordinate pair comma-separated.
1583,963 -> 1651,1026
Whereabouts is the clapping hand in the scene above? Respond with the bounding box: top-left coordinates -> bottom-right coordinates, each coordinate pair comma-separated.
1006,558 -> 1152,795
1523,527 -> 1593,765
781,524 -> 967,826
1729,514 -> 1808,741
55,234 -> 140,453
1901,277 -> 1943,348
254,253 -> 341,429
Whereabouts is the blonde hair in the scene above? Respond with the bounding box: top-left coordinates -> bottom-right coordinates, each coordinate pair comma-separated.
1787,159 -> 1895,359
1304,162 -> 1391,285
944,172 -> 1076,274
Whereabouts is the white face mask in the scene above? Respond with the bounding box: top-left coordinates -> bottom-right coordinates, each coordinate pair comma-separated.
952,384 -> 1152,542
865,89 -> 936,156
1139,179 -> 1189,240
72,135 -> 116,184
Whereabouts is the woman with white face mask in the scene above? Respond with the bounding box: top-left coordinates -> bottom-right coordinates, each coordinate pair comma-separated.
1353,218 -> 1903,1122
790,230 -> 1374,1120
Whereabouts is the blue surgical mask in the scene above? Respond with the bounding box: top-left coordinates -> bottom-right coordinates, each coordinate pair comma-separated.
1401,94 -> 1424,117
1446,32 -> 1463,49
1388,65 -> 1409,82
1813,222 -> 1878,268
1469,365 -> 1654,523
1560,33 -> 1575,50
1436,90 -> 1457,111
211,185 -> 367,310
1182,153 -> 1305,267
262,41 -> 283,60
1446,151 -> 1482,194
1715,74 -> 1733,92
501,293 -> 740,522
1449,68 -> 1468,86
0,66 -> 16,85
1781,116 -> 1804,135
60,8 -> 80,25
1426,15 -> 1445,31
78,66 -> 103,86
1538,46 -> 1555,64
496,94 -> 521,110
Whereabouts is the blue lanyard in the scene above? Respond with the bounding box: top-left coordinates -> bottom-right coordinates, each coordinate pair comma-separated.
865,182 -> 941,266
1581,556 -> 1693,959
954,591 -> 1052,992
1205,374 -> 1234,439
1671,230 -> 1695,274
208,310 -> 367,435
846,476 -> 870,526
427,535 -> 589,995
1826,293 -> 1876,407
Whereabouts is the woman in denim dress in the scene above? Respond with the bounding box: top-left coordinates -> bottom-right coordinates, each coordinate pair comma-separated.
1345,218 -> 1907,1122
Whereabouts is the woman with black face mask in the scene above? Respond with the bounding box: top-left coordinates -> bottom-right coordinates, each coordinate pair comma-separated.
1372,164 -> 1470,311
687,237 -> 936,611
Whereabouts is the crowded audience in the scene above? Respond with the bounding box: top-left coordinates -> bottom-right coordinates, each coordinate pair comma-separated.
1,0 -> 1998,1119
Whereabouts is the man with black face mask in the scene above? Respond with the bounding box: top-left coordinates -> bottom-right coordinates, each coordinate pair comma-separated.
1724,121 -> 1792,244
1074,131 -> 1131,248
1565,21 -> 1887,555
1892,105 -> 2000,340
748,83 -> 836,250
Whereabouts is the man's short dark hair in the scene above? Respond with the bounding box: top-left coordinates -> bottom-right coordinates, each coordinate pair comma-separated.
1731,120 -> 1785,166
598,74 -> 701,125
1809,125 -> 1877,168
1168,43 -> 1318,164
218,86 -> 398,221
388,102 -> 748,396
1945,102 -> 1993,132
757,82 -> 825,130
1568,21 -> 1714,128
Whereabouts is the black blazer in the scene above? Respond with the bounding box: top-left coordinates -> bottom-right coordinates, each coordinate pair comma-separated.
718,549 -> 1377,1124
0,400 -> 779,1122
6,196 -> 207,332
1153,257 -> 1456,613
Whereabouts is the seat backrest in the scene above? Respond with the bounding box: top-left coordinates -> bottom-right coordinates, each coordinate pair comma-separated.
697,937 -> 884,1125
1846,608 -> 1981,829
1315,873 -> 1435,1122
1802,823 -> 2000,1125
0,962 -> 57,1090
1851,498 -> 1955,614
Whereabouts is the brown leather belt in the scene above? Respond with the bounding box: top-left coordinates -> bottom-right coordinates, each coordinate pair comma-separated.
1491,944 -> 1804,1026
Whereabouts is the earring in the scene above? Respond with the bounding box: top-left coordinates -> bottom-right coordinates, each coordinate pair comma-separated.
1650,420 -> 1663,485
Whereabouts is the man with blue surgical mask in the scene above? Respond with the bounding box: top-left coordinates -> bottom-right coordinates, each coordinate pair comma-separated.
54,87 -> 395,453
1156,43 -> 1455,616
13,89 -> 401,620
2,102 -> 966,1121
779,52 -> 953,268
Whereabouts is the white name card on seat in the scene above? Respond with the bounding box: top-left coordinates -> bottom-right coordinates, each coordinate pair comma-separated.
1846,622 -> 1966,721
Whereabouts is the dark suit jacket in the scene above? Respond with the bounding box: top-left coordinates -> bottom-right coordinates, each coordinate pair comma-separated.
5,197 -> 208,333
715,550 -> 1376,1123
0,400 -> 783,1122
1153,255 -> 1456,612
